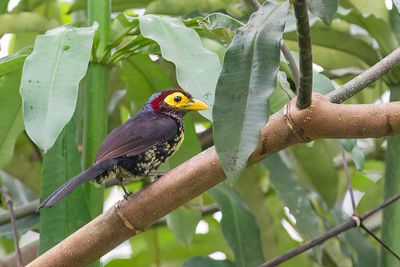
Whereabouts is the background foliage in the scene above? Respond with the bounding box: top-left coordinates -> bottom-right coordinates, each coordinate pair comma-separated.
0,0 -> 399,266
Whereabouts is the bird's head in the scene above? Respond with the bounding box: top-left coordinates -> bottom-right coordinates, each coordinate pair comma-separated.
143,89 -> 208,114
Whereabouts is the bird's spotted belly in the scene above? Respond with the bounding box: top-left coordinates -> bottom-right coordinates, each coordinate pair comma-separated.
97,133 -> 183,185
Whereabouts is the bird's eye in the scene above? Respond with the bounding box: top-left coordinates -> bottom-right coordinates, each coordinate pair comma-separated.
174,95 -> 182,102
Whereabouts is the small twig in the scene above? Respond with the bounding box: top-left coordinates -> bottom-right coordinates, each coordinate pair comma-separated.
294,0 -> 313,109
280,41 -> 300,90
327,47 -> 400,103
0,187 -> 23,267
360,224 -> 400,261
260,192 -> 400,267
340,148 -> 357,215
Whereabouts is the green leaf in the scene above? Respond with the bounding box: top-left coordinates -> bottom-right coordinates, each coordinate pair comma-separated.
166,206 -> 201,246
199,13 -> 244,44
0,0 -> 8,13
288,140 -> 339,207
0,63 -> 24,168
209,184 -> 264,267
306,0 -> 338,25
313,72 -> 335,94
0,48 -> 31,76
351,145 -> 365,171
263,153 -> 321,240
69,0 -> 154,13
337,8 -> 399,56
39,120 -> 92,253
145,0 -> 247,17
0,214 -> 39,239
0,171 -> 37,206
340,139 -> 356,152
20,25 -> 97,152
213,1 -> 289,181
183,257 -> 236,267
118,54 -> 174,113
284,21 -> 380,67
0,12 -> 58,35
138,14 -> 221,121
107,13 -> 138,47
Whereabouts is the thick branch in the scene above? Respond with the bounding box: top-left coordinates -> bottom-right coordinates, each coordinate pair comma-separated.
294,0 -> 313,109
27,94 -> 400,267
327,47 -> 400,103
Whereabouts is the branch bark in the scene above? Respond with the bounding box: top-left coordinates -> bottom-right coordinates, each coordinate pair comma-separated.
28,94 -> 400,267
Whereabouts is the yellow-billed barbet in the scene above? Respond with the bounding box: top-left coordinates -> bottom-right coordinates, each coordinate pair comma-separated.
39,89 -> 208,208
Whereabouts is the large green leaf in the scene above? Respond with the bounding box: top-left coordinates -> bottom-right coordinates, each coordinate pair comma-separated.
20,25 -> 97,152
39,120 -> 91,253
166,206 -> 201,246
306,0 -> 338,25
263,153 -> 321,240
0,63 -> 24,168
288,140 -> 339,207
337,8 -> 399,56
69,0 -> 155,13
138,14 -> 221,121
213,1 -> 289,180
209,184 -> 264,267
284,21 -> 380,66
0,12 -> 58,35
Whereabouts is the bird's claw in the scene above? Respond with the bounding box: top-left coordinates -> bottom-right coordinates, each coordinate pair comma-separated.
123,191 -> 132,200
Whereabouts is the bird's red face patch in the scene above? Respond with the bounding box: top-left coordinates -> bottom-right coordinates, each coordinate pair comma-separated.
150,89 -> 191,111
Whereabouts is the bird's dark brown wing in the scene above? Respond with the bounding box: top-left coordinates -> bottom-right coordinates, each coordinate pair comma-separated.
95,112 -> 179,164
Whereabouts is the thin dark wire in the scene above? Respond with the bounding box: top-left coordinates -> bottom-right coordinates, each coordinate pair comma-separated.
360,224 -> 400,261
341,147 -> 357,215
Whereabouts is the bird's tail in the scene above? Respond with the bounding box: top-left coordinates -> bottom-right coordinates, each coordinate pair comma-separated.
39,161 -> 114,209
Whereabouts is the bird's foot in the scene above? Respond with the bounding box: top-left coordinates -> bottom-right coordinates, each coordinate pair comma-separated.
120,183 -> 132,199
123,192 -> 132,200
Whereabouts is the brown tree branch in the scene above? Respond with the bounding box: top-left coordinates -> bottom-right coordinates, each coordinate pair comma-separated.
27,94 -> 400,267
294,0 -> 313,109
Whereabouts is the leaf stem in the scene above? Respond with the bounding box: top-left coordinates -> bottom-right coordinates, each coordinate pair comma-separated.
294,0 -> 313,109
0,187 -> 23,267
341,148 -> 357,215
280,41 -> 300,90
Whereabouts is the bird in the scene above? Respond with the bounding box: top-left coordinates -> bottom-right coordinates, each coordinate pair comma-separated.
39,88 -> 208,208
